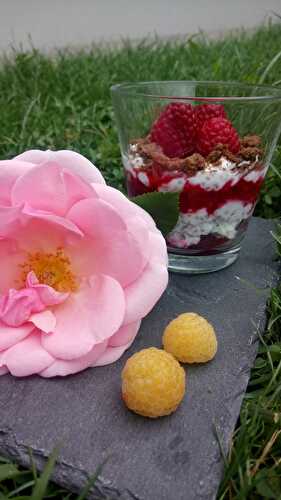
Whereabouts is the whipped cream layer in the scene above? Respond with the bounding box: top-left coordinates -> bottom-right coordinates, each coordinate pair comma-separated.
167,202 -> 254,248
158,157 -> 266,193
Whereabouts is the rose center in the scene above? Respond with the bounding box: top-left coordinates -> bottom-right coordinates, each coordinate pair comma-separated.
20,248 -> 77,292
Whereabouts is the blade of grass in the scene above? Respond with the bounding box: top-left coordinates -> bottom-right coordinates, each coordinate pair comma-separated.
30,448 -> 59,500
76,460 -> 107,500
7,480 -> 35,498
0,465 -> 21,482
258,49 -> 281,85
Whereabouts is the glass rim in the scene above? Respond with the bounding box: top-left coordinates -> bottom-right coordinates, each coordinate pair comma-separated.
110,80 -> 281,103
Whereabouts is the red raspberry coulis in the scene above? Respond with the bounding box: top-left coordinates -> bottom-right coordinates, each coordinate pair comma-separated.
126,163 -> 265,253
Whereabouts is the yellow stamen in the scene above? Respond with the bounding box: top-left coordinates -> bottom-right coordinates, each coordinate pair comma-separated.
20,248 -> 77,292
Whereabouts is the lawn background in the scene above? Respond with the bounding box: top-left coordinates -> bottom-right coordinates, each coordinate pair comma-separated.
0,21 -> 281,499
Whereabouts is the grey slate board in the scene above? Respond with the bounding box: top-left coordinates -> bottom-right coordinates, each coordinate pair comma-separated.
0,217 -> 279,500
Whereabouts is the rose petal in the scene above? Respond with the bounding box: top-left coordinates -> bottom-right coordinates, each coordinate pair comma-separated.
12,162 -> 96,216
123,229 -> 168,323
22,204 -> 84,237
0,205 -> 22,237
61,167 -> 97,207
73,233 -> 147,288
29,310 -> 56,333
26,272 -> 69,306
40,341 -> 107,377
0,272 -> 68,327
14,149 -> 105,185
0,159 -> 34,206
68,197 -> 126,234
124,261 -> 168,324
11,216 -> 79,254
124,215 -> 151,263
92,340 -> 134,367
0,287 -> 45,327
68,199 -> 148,287
0,321 -> 34,350
108,320 -> 141,347
42,274 -> 125,360
0,240 -> 25,294
12,162 -> 68,215
1,331 -> 54,377
149,231 -> 169,267
93,183 -> 156,230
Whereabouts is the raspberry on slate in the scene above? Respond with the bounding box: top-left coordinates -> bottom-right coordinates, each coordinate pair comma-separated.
196,117 -> 240,157
149,102 -> 197,158
163,313 -> 217,364
122,347 -> 185,418
195,103 -> 226,131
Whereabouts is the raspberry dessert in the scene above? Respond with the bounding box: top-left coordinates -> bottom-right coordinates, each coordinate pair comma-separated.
124,103 -> 266,254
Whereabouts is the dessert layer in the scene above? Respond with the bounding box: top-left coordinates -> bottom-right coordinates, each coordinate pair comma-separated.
167,201 -> 253,249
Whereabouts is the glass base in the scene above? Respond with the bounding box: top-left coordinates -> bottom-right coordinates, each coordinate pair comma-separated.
168,248 -> 240,274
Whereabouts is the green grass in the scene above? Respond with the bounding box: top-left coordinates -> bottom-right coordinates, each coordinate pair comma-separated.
0,21 -> 280,499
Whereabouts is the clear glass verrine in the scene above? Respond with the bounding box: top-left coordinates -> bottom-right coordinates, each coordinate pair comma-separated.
111,81 -> 281,273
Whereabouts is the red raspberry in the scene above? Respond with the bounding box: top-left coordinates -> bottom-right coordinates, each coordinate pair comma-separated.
150,103 -> 196,158
196,117 -> 240,157
195,104 -> 226,131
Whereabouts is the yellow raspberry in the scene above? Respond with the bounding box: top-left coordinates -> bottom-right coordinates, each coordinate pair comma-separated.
121,347 -> 186,418
163,313 -> 217,363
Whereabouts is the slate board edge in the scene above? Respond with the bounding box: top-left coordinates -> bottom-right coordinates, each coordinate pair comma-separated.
0,429 -> 128,500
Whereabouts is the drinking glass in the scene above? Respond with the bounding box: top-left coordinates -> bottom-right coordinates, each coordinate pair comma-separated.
111,81 -> 281,273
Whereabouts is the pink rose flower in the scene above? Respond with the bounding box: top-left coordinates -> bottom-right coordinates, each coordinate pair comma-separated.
0,150 -> 168,377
